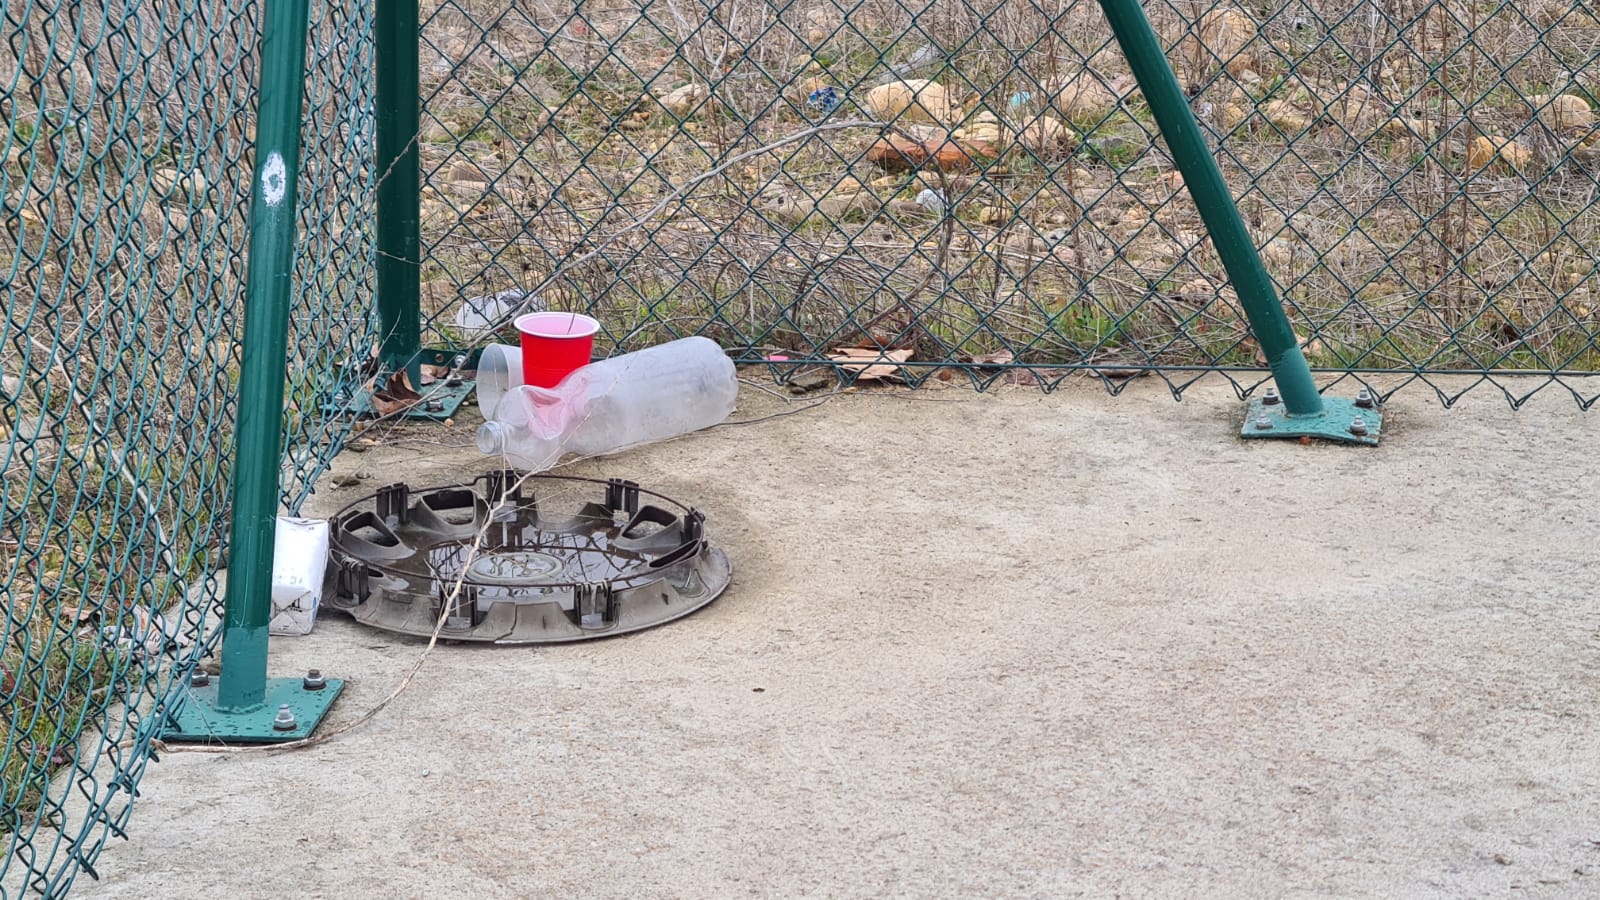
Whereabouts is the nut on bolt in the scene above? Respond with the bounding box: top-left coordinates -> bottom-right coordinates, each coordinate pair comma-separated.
1355,388 -> 1375,409
189,670 -> 210,688
272,704 -> 298,732
302,669 -> 327,691
1253,415 -> 1274,431
424,399 -> 445,413
1349,415 -> 1369,437
1262,387 -> 1281,406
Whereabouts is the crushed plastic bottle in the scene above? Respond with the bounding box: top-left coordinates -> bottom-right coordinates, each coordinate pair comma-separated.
807,85 -> 842,117
477,336 -> 738,471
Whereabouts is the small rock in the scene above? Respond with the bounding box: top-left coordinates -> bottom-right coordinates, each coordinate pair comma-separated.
1017,115 -> 1074,157
864,80 -> 957,125
1494,853 -> 1513,866
954,117 -> 1005,146
888,198 -> 933,218
1381,117 -> 1433,140
763,183 -> 879,225
656,83 -> 709,118
1262,99 -> 1311,134
1467,135 -> 1533,173
1530,93 -> 1592,133
979,205 -> 1006,225
331,473 -> 364,488
787,371 -> 832,394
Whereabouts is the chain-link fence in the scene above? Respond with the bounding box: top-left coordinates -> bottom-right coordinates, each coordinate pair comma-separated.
1,2 -> 373,894
5,0 -> 1600,893
414,0 -> 1600,404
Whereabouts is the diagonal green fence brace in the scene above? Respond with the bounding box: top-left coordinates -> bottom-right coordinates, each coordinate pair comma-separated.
164,0 -> 343,742
1098,0 -> 1379,443
1095,0 -> 1379,443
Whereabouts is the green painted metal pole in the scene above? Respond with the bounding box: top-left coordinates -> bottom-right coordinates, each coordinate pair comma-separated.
216,0 -> 313,714
1097,0 -> 1324,416
375,0 -> 422,387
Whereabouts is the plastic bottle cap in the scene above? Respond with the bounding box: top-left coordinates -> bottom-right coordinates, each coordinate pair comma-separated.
476,421 -> 506,454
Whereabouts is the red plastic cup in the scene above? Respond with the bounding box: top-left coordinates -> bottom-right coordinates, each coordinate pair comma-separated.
514,312 -> 601,388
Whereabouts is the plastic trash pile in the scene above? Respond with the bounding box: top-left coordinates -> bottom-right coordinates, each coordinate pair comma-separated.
476,336 -> 738,472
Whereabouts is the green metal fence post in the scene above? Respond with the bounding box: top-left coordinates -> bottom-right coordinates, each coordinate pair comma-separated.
165,0 -> 343,741
1096,0 -> 1382,443
375,0 -> 422,390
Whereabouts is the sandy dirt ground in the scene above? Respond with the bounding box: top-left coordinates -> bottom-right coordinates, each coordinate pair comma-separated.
74,376 -> 1600,898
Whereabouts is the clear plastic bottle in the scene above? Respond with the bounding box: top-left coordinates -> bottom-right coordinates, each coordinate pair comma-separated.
477,336 -> 738,471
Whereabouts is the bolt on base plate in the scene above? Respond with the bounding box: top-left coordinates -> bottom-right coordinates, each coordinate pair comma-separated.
162,675 -> 345,743
1240,392 -> 1382,446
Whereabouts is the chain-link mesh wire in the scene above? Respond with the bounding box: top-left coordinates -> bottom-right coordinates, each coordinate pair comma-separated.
3,0 -> 1597,891
414,0 -> 1600,405
0,3 -> 374,894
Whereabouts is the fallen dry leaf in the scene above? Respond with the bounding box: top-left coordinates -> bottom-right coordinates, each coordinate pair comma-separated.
829,347 -> 913,382
969,350 -> 1015,367
371,370 -> 422,417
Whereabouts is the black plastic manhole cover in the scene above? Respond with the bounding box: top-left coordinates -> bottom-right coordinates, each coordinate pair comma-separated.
324,471 -> 731,643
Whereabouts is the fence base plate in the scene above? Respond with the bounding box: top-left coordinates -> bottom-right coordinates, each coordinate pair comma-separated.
337,375 -> 476,421
329,347 -> 481,421
162,676 -> 344,743
1240,396 -> 1381,446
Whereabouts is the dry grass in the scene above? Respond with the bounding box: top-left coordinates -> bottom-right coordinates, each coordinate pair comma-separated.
412,0 -> 1600,373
